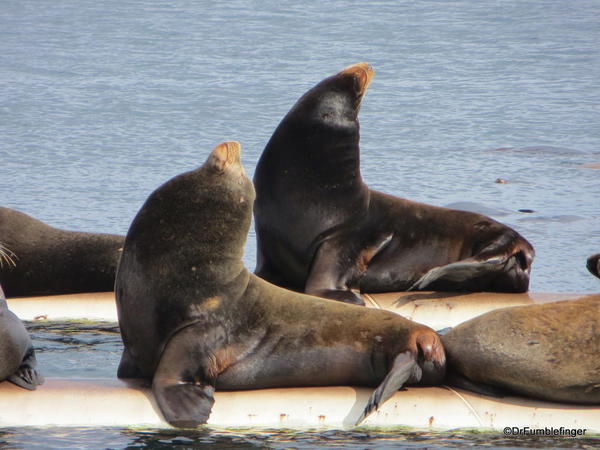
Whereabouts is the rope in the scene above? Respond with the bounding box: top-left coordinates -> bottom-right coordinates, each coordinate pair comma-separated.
442,385 -> 485,428
363,293 -> 381,309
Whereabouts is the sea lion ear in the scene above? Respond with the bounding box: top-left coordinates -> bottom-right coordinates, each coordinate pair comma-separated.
207,141 -> 241,172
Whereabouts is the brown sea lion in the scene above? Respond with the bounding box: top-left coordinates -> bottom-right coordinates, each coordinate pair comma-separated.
587,254 -> 600,279
442,295 -> 600,404
115,141 -> 445,427
253,63 -> 535,305
0,207 -> 124,297
0,284 -> 44,390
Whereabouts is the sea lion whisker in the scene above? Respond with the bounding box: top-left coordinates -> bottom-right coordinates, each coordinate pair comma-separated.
0,243 -> 18,268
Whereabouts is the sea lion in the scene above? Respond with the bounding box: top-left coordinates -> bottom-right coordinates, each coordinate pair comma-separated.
0,207 -> 124,297
587,254 -> 600,279
441,295 -> 600,404
115,141 -> 445,427
253,63 -> 535,305
0,284 -> 44,390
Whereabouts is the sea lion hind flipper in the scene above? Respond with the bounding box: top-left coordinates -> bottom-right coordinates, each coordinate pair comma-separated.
355,351 -> 418,426
408,255 -> 508,291
8,347 -> 44,390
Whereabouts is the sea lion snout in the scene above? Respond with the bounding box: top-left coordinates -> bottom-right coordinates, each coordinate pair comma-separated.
208,141 -> 242,172
340,62 -> 374,95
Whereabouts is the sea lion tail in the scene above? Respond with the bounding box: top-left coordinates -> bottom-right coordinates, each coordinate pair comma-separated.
355,351 -> 417,426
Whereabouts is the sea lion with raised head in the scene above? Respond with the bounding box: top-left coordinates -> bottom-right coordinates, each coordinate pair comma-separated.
115,141 -> 445,427
441,295 -> 600,404
0,284 -> 44,390
253,63 -> 535,305
0,207 -> 124,297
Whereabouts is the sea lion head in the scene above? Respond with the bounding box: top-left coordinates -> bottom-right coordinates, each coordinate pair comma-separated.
121,141 -> 254,287
171,140 -> 255,269
256,63 -> 375,181
338,62 -> 375,105
293,62 -> 375,128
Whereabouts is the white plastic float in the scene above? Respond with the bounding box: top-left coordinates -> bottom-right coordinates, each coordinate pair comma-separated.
4,291 -> 599,431
0,377 -> 598,432
6,291 -> 587,328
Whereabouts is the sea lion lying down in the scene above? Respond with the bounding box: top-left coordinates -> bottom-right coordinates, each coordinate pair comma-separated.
442,295 -> 600,404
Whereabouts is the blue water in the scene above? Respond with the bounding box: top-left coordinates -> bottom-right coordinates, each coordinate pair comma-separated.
1,0 -> 600,447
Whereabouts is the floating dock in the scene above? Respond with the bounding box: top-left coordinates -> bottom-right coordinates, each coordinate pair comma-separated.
3,291 -> 598,431
0,377 -> 598,432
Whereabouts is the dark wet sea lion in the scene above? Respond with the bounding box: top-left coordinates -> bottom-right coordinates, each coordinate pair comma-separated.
587,254 -> 600,279
253,63 -> 535,305
0,207 -> 124,297
442,295 -> 600,404
115,141 -> 445,427
0,284 -> 44,390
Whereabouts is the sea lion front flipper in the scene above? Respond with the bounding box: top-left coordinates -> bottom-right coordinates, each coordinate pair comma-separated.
305,237 -> 364,305
305,233 -> 393,305
153,379 -> 215,428
8,347 -> 44,390
408,255 -> 509,291
117,347 -> 145,378
355,351 -> 419,425
152,328 -> 218,428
